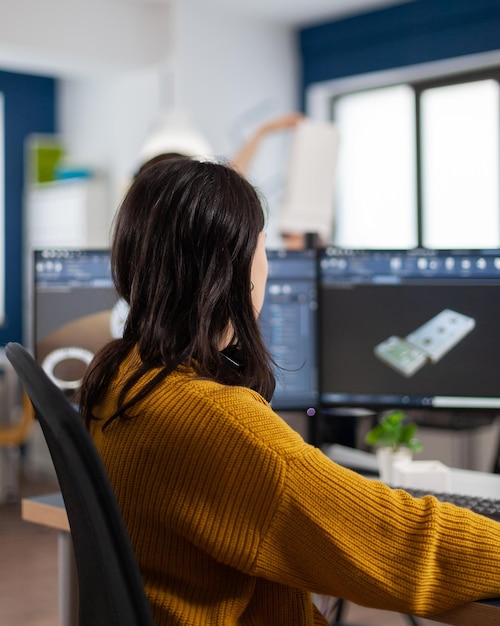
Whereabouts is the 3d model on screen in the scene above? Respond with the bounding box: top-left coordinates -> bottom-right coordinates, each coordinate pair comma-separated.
374,309 -> 476,377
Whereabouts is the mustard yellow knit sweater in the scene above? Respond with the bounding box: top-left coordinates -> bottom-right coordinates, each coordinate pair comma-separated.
89,358 -> 500,625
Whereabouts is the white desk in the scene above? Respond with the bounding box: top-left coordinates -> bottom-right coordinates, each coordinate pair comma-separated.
448,467 -> 500,499
22,465 -> 500,626
326,443 -> 500,498
22,492 -> 77,626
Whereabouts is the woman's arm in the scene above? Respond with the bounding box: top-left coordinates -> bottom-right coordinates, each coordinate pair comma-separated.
251,444 -> 500,618
231,112 -> 303,175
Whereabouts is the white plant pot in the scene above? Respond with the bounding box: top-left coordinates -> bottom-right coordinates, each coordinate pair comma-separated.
376,447 -> 412,486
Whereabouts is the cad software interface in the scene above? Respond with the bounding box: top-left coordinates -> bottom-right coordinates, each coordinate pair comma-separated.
34,249 -> 119,399
34,248 -> 320,411
319,248 -> 500,411
260,249 -> 318,411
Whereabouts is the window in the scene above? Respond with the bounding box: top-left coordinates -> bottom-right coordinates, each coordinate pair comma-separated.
331,68 -> 500,249
420,79 -> 499,248
333,85 -> 416,248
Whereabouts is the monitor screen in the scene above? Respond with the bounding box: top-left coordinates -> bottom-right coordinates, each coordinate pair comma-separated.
34,249 -> 121,399
319,248 -> 500,412
260,249 -> 319,411
34,247 -> 320,412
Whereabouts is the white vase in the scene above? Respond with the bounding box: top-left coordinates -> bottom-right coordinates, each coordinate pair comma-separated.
376,447 -> 412,486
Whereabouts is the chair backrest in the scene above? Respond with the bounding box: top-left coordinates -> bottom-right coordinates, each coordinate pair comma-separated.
6,342 -> 155,626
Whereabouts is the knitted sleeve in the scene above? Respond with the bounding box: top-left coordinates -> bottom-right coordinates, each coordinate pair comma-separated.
95,371 -> 500,620
251,443 -> 500,618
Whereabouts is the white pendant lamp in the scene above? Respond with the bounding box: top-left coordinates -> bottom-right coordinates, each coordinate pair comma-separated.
137,108 -> 213,166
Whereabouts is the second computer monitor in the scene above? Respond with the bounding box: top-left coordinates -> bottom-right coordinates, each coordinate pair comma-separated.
319,247 -> 500,413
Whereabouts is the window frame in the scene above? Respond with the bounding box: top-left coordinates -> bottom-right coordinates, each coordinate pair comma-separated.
413,68 -> 500,247
305,51 -> 500,249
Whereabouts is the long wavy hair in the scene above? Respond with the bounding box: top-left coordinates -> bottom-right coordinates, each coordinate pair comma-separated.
80,158 -> 276,428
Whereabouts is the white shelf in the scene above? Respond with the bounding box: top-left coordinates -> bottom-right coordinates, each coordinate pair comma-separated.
25,177 -> 110,249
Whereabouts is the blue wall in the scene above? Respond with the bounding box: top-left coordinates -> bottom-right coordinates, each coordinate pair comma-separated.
299,0 -> 500,90
0,70 -> 56,345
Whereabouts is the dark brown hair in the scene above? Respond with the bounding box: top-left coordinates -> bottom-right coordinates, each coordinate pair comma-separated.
80,158 -> 275,428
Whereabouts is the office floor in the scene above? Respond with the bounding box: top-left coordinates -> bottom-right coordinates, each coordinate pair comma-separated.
0,468 -> 59,626
0,464 -> 444,626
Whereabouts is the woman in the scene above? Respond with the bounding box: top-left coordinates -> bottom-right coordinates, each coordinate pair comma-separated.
80,158 -> 500,625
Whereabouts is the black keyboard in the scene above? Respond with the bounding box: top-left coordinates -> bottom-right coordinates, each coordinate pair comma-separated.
403,487 -> 500,522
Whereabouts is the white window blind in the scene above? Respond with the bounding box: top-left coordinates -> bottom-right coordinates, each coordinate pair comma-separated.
421,79 -> 500,249
333,84 -> 417,249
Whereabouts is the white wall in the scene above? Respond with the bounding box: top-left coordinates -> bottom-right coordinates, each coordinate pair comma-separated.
58,1 -> 299,242
1,0 -> 299,242
58,68 -> 163,216
175,2 -> 298,157
0,0 -> 171,76
174,1 -> 299,244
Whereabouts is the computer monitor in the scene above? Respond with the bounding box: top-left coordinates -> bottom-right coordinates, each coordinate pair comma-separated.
319,248 -> 500,413
34,247 -> 320,412
260,249 -> 319,411
33,249 -> 121,400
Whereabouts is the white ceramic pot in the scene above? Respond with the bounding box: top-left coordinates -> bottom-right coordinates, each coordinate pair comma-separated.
376,447 -> 412,486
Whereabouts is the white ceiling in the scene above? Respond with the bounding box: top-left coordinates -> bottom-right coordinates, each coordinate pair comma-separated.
0,0 -> 412,78
202,0 -> 411,26
127,0 -> 412,27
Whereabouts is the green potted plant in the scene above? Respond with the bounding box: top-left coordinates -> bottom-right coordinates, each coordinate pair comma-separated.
364,410 -> 422,484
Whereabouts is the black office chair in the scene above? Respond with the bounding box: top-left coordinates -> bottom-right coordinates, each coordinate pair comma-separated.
6,342 -> 155,626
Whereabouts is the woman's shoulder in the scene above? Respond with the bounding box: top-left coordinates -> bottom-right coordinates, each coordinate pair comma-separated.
174,373 -> 308,457
104,364 -> 310,464
169,367 -> 270,415
116,364 -> 309,459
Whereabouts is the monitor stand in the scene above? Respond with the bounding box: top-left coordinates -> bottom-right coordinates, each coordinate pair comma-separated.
319,407 -> 376,449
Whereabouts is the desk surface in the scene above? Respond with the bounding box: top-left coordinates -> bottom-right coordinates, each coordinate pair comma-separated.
326,443 -> 500,499
21,486 -> 500,626
22,491 -> 68,532
450,467 -> 500,499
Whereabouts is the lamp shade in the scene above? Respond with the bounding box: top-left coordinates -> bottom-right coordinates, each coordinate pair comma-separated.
137,109 -> 213,166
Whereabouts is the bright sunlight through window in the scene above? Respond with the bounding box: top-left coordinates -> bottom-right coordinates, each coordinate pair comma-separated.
333,84 -> 416,249
421,79 -> 500,249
